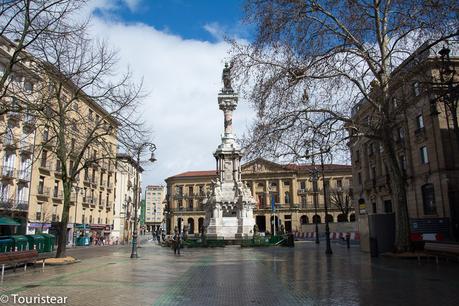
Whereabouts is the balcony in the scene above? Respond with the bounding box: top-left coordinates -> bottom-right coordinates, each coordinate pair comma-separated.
19,140 -> 33,155
70,193 -> 77,203
107,163 -> 115,173
0,198 -> 14,209
23,114 -> 36,129
106,202 -> 112,211
37,186 -> 50,197
83,174 -> 92,184
100,180 -> 106,189
82,196 -> 94,206
297,189 -> 307,195
106,182 -> 113,190
52,189 -> 63,200
15,200 -> 29,211
99,199 -> 105,209
39,160 -> 52,172
1,166 -> 15,179
17,169 -> 31,182
3,135 -> 16,149
414,127 -> 427,143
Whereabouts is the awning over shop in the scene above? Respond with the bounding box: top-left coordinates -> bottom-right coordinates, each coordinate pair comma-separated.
75,224 -> 90,229
0,216 -> 20,226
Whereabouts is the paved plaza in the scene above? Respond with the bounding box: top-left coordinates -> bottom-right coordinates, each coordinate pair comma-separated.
1,241 -> 459,306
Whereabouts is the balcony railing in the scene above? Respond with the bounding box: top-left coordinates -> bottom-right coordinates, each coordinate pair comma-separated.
19,140 -> 33,154
106,202 -> 112,211
0,198 -> 14,209
1,166 -> 15,178
52,189 -> 63,199
107,182 -> 113,189
3,136 -> 16,148
17,169 -> 31,181
15,200 -> 29,211
39,160 -> 51,171
37,186 -> 50,197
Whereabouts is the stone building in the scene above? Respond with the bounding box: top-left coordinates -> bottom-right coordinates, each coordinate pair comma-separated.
113,153 -> 143,244
144,185 -> 166,232
0,35 -> 118,244
165,158 -> 353,235
349,40 -> 459,239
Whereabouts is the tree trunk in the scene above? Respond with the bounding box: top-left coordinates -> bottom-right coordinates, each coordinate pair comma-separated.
385,137 -> 411,252
55,180 -> 72,258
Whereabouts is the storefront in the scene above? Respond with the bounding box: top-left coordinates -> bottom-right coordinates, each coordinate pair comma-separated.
89,224 -> 111,245
27,222 -> 51,234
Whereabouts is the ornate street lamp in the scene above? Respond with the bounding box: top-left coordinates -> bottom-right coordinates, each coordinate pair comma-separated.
307,156 -> 320,245
319,146 -> 333,255
130,142 -> 157,259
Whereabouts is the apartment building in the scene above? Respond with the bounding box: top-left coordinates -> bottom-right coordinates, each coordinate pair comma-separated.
113,153 -> 143,244
144,185 -> 166,232
349,41 -> 459,239
0,35 -> 119,243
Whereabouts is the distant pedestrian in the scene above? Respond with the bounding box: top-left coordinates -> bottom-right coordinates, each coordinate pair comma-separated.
172,229 -> 181,255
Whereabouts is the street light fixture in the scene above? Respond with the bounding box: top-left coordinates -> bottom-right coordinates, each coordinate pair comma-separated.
130,142 -> 157,259
306,155 -> 320,245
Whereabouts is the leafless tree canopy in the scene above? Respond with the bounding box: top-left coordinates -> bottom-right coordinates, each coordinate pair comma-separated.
231,0 -> 458,252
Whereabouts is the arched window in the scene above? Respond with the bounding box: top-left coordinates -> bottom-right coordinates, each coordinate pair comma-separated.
300,215 -> 309,225
187,218 -> 194,234
337,214 -> 347,222
312,215 -> 321,224
349,214 -> 356,222
285,191 -> 290,204
325,214 -> 334,223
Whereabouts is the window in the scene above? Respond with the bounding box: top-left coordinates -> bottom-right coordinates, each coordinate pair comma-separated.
36,204 -> 42,221
300,181 -> 306,190
24,81 -> 33,93
284,191 -> 290,204
422,184 -> 436,215
355,149 -> 360,162
416,114 -> 424,129
399,155 -> 407,171
54,180 -> 59,198
372,202 -> 377,214
368,143 -> 375,156
358,173 -> 362,184
336,179 -> 343,188
370,166 -> 376,179
413,81 -> 421,96
398,127 -> 405,140
88,109 -> 94,121
284,181 -> 290,186
38,176 -> 45,194
420,146 -> 429,164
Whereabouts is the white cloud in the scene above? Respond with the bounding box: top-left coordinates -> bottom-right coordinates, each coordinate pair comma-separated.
87,17 -> 255,187
203,22 -> 226,42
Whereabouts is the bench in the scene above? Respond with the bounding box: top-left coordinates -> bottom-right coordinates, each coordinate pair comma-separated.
418,242 -> 459,264
0,250 -> 39,281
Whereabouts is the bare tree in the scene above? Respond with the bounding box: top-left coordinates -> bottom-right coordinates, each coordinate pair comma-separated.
231,0 -> 458,252
328,187 -> 353,222
0,0 -> 87,114
22,19 -> 147,257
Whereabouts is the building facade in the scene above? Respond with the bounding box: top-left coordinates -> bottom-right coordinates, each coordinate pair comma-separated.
144,185 -> 166,232
165,158 -> 353,235
349,41 -> 459,240
0,35 -> 119,244
112,153 -> 143,244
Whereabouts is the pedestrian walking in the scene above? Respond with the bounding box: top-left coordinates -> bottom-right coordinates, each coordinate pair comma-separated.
172,228 -> 181,255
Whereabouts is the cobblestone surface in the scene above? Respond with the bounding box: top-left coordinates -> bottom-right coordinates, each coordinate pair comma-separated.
1,240 -> 458,305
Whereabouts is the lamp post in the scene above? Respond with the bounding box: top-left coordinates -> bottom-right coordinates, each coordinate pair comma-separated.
309,157 -> 320,244
306,146 -> 332,254
320,146 -> 333,255
130,142 -> 157,259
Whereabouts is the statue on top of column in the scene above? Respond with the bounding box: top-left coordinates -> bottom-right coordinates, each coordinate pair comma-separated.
222,62 -> 233,93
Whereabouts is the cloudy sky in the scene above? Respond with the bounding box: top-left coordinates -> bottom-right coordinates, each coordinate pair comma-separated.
85,0 -> 253,188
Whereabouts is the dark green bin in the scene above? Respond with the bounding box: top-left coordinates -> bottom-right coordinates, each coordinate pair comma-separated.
25,234 -> 46,252
0,237 -> 14,253
11,235 -> 29,251
40,233 -> 55,252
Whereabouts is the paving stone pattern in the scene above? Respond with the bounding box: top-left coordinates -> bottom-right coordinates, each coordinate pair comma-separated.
1,240 -> 459,306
